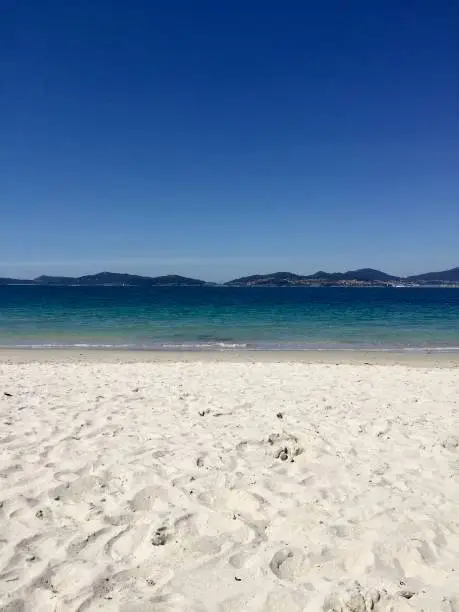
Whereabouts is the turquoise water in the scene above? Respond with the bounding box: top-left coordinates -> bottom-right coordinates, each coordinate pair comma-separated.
0,286 -> 458,350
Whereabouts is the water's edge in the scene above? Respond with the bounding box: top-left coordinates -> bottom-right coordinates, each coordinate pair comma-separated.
1,342 -> 459,353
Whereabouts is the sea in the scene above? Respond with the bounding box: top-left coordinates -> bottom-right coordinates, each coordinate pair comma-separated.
0,285 -> 458,351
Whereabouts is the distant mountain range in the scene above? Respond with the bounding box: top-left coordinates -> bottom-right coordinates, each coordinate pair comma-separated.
225,268 -> 399,285
0,267 -> 458,287
225,267 -> 459,286
0,272 -> 208,286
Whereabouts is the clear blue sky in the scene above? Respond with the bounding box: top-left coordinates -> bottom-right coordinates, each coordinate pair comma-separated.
1,0 -> 458,281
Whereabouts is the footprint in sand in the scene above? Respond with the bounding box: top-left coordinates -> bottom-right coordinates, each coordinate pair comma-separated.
172,512 -> 238,557
129,486 -> 170,513
50,475 -> 104,504
323,582 -> 384,612
442,436 -> 459,451
42,559 -> 99,600
228,549 -> 254,569
151,525 -> 169,546
268,432 -> 304,463
198,488 -> 265,521
105,524 -> 151,561
269,547 -> 308,581
269,432 -> 303,453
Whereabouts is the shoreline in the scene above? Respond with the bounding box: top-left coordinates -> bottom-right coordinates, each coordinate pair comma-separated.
1,346 -> 459,367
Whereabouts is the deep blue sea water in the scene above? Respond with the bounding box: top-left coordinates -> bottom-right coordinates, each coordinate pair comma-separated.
0,286 -> 458,351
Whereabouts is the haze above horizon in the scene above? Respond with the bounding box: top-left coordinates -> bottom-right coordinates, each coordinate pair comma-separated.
1,0 -> 458,281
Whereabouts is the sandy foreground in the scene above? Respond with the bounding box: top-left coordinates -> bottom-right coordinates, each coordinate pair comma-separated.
1,352 -> 459,611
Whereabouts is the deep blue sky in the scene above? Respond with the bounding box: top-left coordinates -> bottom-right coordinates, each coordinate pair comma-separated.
1,0 -> 458,281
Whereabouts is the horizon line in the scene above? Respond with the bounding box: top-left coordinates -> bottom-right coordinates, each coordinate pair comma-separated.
1,265 -> 458,284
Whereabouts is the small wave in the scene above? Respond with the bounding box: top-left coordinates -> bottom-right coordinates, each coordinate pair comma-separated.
160,342 -> 248,350
0,342 -> 458,353
0,341 -> 249,350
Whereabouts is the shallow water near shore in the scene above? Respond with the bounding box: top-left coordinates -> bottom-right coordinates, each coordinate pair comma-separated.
0,285 -> 458,351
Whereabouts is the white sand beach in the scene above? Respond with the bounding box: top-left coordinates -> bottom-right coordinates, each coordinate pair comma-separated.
1,351 -> 459,611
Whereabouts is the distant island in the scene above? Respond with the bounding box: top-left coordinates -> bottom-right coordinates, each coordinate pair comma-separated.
0,267 -> 458,287
225,267 -> 459,287
0,272 -> 209,287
